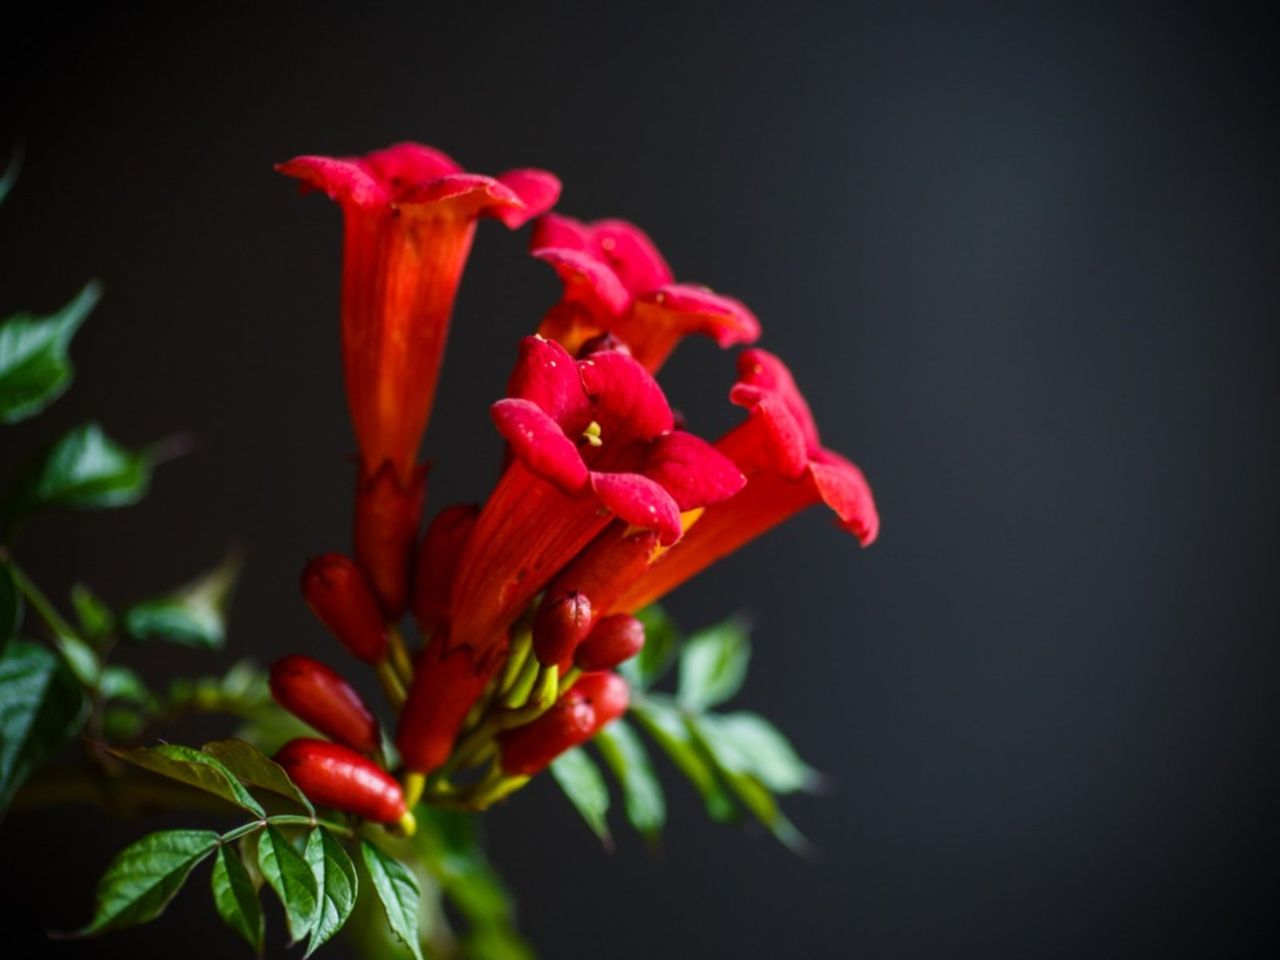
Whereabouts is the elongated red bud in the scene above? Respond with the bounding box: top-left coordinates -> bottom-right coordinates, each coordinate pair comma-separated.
301,553 -> 388,663
411,503 -> 478,634
275,738 -> 406,824
532,590 -> 593,666
574,614 -> 645,672
498,672 -> 629,776
397,633 -> 504,774
354,460 -> 427,618
269,655 -> 379,754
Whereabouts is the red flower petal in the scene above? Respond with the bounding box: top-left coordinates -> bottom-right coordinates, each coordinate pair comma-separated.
491,398 -> 589,492
532,215 -> 672,296
531,247 -> 632,318
620,283 -> 761,370
808,448 -> 880,546
642,431 -> 746,510
505,335 -> 592,427
578,349 -> 674,442
275,155 -> 390,209
365,142 -> 461,190
494,169 -> 562,228
730,348 -> 820,451
589,471 -> 682,544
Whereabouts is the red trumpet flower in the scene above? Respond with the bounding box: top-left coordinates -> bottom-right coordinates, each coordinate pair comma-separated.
278,143 -> 560,483
269,655 -> 380,755
531,214 -> 760,370
300,553 -> 388,663
276,739 -> 409,827
614,349 -> 879,613
448,335 -> 744,656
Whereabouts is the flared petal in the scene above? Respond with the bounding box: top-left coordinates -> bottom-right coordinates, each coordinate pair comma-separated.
589,471 -> 682,544
808,448 -> 880,546
491,398 -> 589,492
641,431 -> 745,510
620,284 -> 762,371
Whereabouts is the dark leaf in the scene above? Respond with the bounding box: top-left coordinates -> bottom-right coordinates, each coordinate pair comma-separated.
257,824 -> 318,944
631,699 -> 736,822
4,421 -> 150,524
109,743 -> 265,817
0,282 -> 98,424
0,145 -> 19,206
0,564 -> 20,655
77,829 -> 219,934
304,827 -> 358,957
202,738 -> 314,815
362,841 -> 424,960
70,583 -> 115,642
676,618 -> 750,710
594,718 -> 665,841
415,808 -> 519,932
124,552 -> 241,650
0,639 -> 87,817
211,844 -> 264,955
549,746 -> 611,844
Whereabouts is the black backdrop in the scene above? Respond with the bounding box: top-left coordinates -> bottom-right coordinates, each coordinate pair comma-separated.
3,2 -> 1277,957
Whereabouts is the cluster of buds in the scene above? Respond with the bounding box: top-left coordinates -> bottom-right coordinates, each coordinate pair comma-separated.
268,143 -> 879,828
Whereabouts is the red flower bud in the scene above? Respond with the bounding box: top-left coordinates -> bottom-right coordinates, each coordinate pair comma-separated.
411,503 -> 478,634
574,615 -> 645,672
498,672 -> 629,776
269,655 -> 379,755
396,634 -> 504,774
354,460 -> 427,618
275,738 -> 406,824
301,553 -> 388,663
532,590 -> 593,667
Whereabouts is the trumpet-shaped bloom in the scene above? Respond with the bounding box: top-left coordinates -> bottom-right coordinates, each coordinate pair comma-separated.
609,348 -> 879,613
531,214 -> 760,370
278,143 -> 561,482
448,335 -> 743,655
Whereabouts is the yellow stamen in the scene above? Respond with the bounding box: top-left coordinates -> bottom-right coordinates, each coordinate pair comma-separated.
582,420 -> 603,447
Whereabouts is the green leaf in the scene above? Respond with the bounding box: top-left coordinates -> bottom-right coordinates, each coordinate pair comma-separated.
70,582 -> 115,641
549,746 -> 611,844
0,145 -> 20,207
677,617 -> 750,710
123,552 -> 241,650
415,808 -> 516,928
688,714 -> 811,855
304,828 -> 358,957
109,743 -> 265,817
0,639 -> 87,817
619,604 -> 679,690
211,844 -> 264,955
4,421 -> 150,524
702,711 -> 823,794
54,632 -> 100,687
257,824 -> 318,944
0,564 -> 20,655
99,665 -> 152,706
202,738 -> 314,815
0,282 -> 99,424
361,842 -> 424,960
78,829 -> 219,934
631,699 -> 736,822
594,718 -> 666,841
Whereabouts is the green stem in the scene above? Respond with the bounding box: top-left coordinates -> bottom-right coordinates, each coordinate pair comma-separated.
219,814 -> 355,844
4,557 -> 79,641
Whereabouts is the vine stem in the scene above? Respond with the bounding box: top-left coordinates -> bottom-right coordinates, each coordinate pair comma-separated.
3,556 -> 80,641
221,814 -> 355,844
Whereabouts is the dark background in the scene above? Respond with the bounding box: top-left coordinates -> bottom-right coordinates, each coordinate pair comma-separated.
2,2 -> 1277,957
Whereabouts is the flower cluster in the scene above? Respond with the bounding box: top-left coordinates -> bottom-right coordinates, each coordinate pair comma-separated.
270,142 -> 879,822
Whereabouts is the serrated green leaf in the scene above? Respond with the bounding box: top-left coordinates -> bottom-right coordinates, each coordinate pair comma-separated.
70,582 -> 114,641
677,618 -> 750,710
109,743 -> 265,816
303,828 -> 357,957
549,746 -> 611,844
257,824 -> 318,944
361,841 -> 424,960
4,421 -> 150,525
0,282 -> 99,424
0,639 -> 87,817
594,718 -> 665,841
202,738 -> 314,815
123,552 -> 241,650
702,711 -> 823,794
211,844 -> 264,954
0,565 -> 20,655
631,699 -> 736,822
619,604 -> 679,690
78,829 -> 219,934
687,713 -> 811,855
